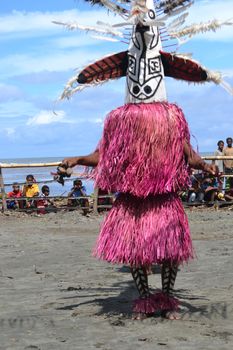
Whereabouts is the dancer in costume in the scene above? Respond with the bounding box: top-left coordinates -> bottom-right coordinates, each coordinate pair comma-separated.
57,0 -> 232,319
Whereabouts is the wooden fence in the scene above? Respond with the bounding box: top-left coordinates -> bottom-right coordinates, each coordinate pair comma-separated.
0,161 -> 113,213
1,156 -> 233,213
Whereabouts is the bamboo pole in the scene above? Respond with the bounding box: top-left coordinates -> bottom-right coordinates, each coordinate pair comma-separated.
202,156 -> 233,160
0,167 -> 7,212
93,187 -> 99,214
0,162 -> 61,169
1,155 -> 233,213
1,156 -> 233,169
4,175 -> 90,187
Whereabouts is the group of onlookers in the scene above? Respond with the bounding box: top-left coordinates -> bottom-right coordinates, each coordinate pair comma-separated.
186,137 -> 233,204
6,138 -> 233,211
212,137 -> 233,174
7,174 -> 40,210
6,175 -> 88,214
6,176 -> 112,214
7,174 -> 57,213
186,172 -> 233,204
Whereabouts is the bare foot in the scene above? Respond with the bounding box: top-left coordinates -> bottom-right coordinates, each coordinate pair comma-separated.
161,310 -> 181,320
132,312 -> 154,320
146,265 -> 153,275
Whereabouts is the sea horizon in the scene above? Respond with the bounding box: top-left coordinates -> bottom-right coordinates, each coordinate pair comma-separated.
0,152 -> 214,196
0,156 -> 94,196
0,151 -> 213,163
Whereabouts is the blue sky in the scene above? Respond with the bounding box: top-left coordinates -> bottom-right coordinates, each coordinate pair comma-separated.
0,0 -> 233,159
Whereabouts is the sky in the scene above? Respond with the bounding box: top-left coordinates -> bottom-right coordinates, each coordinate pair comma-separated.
0,0 -> 233,159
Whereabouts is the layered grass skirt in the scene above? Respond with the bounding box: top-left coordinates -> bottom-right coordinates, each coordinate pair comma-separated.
93,102 -> 193,312
94,192 -> 193,266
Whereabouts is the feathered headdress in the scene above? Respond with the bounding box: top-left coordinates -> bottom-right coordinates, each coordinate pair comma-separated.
53,0 -> 233,100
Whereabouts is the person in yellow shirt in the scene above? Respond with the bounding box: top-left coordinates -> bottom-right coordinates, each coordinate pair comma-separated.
23,174 -> 39,208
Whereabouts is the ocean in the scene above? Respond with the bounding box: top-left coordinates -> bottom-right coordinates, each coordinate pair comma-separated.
0,157 -> 94,196
1,153 -> 212,196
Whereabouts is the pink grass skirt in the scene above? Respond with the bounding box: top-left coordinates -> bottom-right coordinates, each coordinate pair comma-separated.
95,102 -> 191,197
94,192 -> 193,266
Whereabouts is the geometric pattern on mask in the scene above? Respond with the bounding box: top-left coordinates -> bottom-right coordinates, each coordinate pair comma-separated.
126,24 -> 164,100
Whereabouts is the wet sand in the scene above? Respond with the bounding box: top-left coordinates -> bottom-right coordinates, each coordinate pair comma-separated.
0,208 -> 233,350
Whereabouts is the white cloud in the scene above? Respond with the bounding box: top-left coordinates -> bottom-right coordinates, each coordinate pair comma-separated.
1,2 -> 232,79
0,100 -> 37,118
0,3 -> 232,43
93,118 -> 104,124
0,9 -> 121,78
3,127 -> 17,142
0,9 -> 118,37
222,69 -> 233,78
26,110 -> 69,125
51,35 -> 99,49
5,127 -> 15,136
0,83 -> 24,102
0,49 -> 101,77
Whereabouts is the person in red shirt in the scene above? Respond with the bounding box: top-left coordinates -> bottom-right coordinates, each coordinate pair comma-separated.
7,183 -> 23,209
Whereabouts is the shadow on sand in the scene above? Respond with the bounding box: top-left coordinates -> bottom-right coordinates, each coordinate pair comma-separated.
55,272 -> 223,320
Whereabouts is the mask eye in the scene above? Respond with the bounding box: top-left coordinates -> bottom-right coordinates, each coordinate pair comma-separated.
133,85 -> 140,95
144,85 -> 152,94
148,9 -> 155,19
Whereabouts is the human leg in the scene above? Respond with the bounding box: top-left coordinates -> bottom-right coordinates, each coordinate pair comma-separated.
161,262 -> 180,319
131,266 -> 150,299
131,266 -> 155,319
94,193 -> 191,318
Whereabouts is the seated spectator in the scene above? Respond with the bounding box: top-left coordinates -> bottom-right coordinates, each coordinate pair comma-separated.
67,179 -> 89,215
201,176 -> 220,202
36,185 -> 56,214
22,174 -> 39,208
225,177 -> 233,197
187,177 -> 203,203
218,192 -> 233,202
98,189 -> 114,212
7,183 -> 23,209
225,176 -> 233,192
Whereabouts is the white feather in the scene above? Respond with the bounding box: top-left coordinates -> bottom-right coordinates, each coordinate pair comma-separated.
169,18 -> 233,39
91,34 -> 120,42
52,20 -> 123,37
158,2 -> 193,21
59,79 -> 110,100
167,12 -> 189,31
207,70 -> 233,95
100,0 -> 129,18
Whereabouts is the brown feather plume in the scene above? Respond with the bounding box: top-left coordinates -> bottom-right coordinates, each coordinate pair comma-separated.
160,51 -> 208,82
77,51 -> 128,84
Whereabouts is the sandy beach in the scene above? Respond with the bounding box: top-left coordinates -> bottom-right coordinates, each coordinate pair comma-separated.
0,208 -> 233,350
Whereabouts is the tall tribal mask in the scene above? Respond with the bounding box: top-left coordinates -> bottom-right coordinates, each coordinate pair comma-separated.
53,0 -> 233,101
126,0 -> 167,103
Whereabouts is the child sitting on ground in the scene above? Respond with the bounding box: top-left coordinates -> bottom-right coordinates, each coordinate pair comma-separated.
67,179 -> 89,215
22,174 -> 39,208
37,185 -> 56,214
7,183 -> 23,209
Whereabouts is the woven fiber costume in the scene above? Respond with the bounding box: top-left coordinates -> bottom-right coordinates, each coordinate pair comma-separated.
56,0 -> 232,316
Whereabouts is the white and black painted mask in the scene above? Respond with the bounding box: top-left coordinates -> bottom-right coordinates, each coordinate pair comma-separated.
58,0 -> 232,101
126,0 -> 167,103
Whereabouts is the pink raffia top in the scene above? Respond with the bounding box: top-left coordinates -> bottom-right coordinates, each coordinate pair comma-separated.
95,102 -> 190,197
